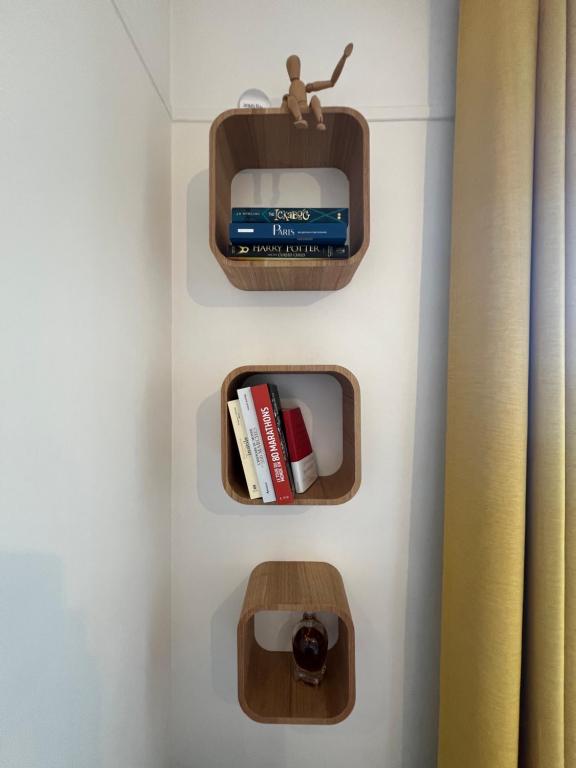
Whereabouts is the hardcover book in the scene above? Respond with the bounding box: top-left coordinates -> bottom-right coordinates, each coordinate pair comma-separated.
228,245 -> 349,259
282,407 -> 319,494
268,384 -> 295,493
229,222 -> 347,245
227,400 -> 261,500
237,387 -> 276,503
251,383 -> 293,504
232,207 -> 348,224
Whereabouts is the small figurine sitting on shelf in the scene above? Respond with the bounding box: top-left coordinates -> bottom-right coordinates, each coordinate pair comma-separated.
282,43 -> 353,131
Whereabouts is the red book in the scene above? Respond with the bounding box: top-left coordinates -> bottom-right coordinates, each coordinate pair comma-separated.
251,384 -> 294,504
282,407 -> 318,493
283,407 -> 312,460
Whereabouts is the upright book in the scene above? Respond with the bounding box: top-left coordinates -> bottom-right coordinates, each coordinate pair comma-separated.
268,383 -> 295,493
251,383 -> 293,504
227,400 -> 261,500
282,407 -> 318,494
229,222 -> 347,245
237,387 -> 276,503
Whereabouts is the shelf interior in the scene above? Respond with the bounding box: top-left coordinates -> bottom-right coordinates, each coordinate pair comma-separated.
242,617 -> 351,724
212,110 -> 367,264
223,366 -> 359,505
238,562 -> 355,724
254,608 -> 339,651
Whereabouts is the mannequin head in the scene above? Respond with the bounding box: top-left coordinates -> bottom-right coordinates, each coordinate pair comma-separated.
286,55 -> 301,81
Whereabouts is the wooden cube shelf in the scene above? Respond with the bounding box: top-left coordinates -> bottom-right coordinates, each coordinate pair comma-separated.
221,364 -> 361,506
238,561 -> 355,724
209,107 -> 370,291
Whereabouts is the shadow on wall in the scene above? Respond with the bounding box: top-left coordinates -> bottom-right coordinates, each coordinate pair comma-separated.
196,391 -> 308,516
0,553 -> 100,767
185,169 -> 332,309
210,578 -> 247,705
195,577 -> 289,768
400,118 -> 452,768
401,0 -> 458,764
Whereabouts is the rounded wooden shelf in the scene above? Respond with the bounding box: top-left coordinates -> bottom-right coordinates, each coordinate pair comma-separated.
209,107 -> 370,291
221,364 -> 361,506
238,561 -> 356,724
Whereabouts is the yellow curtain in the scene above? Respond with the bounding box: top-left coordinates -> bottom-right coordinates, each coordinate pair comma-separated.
438,1 -> 575,766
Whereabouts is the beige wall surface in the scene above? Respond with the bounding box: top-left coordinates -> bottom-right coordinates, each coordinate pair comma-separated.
0,2 -> 457,766
170,0 -> 457,756
0,2 -> 172,766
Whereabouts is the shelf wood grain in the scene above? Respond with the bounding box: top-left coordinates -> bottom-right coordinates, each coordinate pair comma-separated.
209,107 -> 370,291
238,561 -> 355,724
221,364 -> 361,506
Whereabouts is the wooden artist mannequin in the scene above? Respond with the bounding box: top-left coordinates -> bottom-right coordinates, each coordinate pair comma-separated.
283,43 -> 353,130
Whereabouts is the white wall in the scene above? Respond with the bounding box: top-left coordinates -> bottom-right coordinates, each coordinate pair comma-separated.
171,2 -> 458,767
114,0 -> 172,108
0,2 -> 171,767
171,0 -> 457,120
0,2 -> 457,765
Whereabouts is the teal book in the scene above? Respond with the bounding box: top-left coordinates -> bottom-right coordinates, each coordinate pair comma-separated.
231,207 -> 348,224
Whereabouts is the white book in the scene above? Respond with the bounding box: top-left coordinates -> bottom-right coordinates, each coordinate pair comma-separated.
227,400 -> 261,500
237,387 -> 276,503
291,453 -> 318,494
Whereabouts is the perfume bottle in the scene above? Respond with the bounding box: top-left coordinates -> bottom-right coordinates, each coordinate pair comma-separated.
292,612 -> 328,686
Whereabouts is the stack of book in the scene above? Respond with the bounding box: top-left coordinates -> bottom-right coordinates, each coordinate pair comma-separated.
228,207 -> 349,260
227,382 -> 319,504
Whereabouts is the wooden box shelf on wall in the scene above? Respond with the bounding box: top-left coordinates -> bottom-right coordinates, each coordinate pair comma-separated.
209,108 -> 370,291
238,561 -> 355,725
221,364 -> 361,506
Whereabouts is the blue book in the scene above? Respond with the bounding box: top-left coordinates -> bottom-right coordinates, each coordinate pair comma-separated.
232,207 -> 348,225
229,222 -> 347,245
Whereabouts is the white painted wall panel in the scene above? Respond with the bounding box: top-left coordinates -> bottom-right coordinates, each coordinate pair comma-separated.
171,0 -> 458,120
0,2 -> 171,766
171,113 -> 453,767
113,0 -> 171,108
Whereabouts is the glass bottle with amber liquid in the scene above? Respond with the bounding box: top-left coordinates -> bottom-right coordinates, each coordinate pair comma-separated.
292,612 -> 328,686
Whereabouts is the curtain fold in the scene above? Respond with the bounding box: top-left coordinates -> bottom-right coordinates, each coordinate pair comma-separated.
521,3 -> 567,765
438,1 -> 574,766
565,9 -> 576,767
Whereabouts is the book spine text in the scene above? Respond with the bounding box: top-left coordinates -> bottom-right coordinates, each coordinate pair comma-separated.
268,384 -> 295,493
228,245 -> 348,259
229,222 -> 347,245
232,207 -> 348,224
237,387 -> 276,503
227,400 -> 261,500
251,384 -> 294,504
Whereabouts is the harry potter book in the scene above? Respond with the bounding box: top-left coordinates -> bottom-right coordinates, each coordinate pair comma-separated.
228,245 -> 349,259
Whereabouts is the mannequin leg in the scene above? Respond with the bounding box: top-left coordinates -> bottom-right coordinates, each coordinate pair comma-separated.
287,95 -> 308,129
310,96 -> 326,131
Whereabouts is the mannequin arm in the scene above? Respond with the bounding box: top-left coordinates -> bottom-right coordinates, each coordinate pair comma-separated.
306,80 -> 333,93
306,43 -> 353,93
